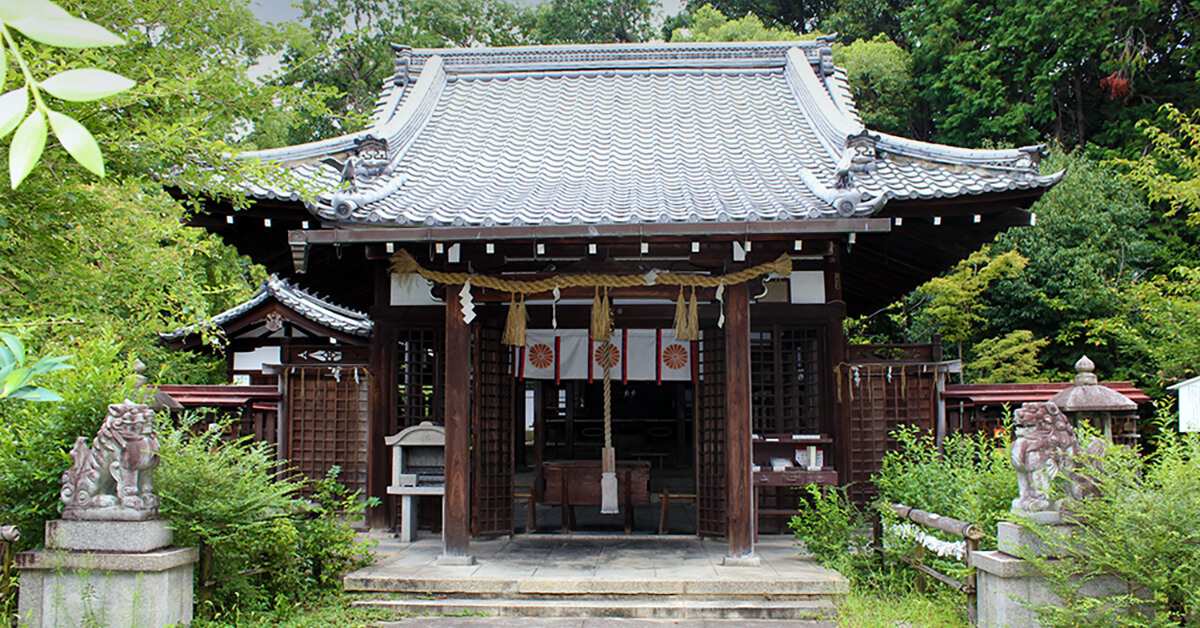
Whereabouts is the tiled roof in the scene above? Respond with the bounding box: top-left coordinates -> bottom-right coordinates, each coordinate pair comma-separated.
161,275 -> 374,341
242,41 -> 1061,228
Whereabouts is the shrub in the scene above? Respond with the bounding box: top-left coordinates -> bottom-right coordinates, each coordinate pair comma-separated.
873,424 -> 1017,545
791,423 -> 1017,600
155,412 -> 376,619
1028,430 -> 1200,627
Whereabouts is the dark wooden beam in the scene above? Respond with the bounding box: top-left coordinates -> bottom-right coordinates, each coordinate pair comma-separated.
442,289 -> 474,564
289,218 -> 890,246
724,281 -> 755,563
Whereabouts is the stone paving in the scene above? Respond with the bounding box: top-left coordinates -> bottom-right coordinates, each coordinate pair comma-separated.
347,533 -> 848,596
380,618 -> 837,627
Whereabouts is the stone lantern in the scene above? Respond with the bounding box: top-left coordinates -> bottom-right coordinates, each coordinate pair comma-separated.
1048,356 -> 1137,441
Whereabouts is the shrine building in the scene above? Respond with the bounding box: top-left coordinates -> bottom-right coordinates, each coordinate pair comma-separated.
180,40 -> 1061,564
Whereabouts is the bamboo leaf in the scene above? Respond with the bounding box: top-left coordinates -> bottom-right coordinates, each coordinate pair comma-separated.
7,387 -> 64,402
1,44 -> 6,92
29,354 -> 74,376
0,87 -> 29,139
9,109 -> 47,188
41,69 -> 136,101
48,110 -> 104,176
0,333 -> 25,365
3,366 -> 33,396
8,16 -> 125,48
0,0 -> 70,23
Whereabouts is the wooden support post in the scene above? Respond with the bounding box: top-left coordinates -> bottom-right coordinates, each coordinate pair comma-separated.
367,322 -> 398,529
441,288 -> 474,565
724,281 -> 757,565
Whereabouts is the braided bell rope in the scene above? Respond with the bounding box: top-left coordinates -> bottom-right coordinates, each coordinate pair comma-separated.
390,249 -> 791,293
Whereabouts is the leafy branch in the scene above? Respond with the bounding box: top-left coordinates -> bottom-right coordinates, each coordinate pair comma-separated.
0,0 -> 135,188
0,333 -> 72,402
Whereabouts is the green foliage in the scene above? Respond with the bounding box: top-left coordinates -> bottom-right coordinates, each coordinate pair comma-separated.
913,247 -> 1028,355
0,333 -> 140,550
895,0 -> 1200,150
0,331 -> 72,401
874,426 -> 1016,544
835,35 -> 913,135
966,330 -> 1052,384
1118,105 -> 1200,227
685,0 -> 828,33
532,0 -> 658,44
792,426 -> 1015,601
670,4 -> 799,42
1026,432 -> 1200,626
835,589 -> 971,628
0,0 -> 135,188
156,412 -> 376,617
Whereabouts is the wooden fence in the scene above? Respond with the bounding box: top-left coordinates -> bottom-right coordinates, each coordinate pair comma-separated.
875,503 -> 982,625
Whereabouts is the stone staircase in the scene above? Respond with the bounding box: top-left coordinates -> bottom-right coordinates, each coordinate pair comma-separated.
345,535 -> 846,622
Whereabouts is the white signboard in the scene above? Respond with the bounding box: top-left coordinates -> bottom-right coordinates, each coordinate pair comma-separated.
1180,381 -> 1199,433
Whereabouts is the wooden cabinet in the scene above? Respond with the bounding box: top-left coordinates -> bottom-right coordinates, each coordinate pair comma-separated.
752,434 -> 836,529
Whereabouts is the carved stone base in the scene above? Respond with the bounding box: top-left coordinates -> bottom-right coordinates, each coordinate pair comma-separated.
17,520 -> 195,627
46,519 -> 173,553
17,546 -> 197,628
973,521 -> 1139,628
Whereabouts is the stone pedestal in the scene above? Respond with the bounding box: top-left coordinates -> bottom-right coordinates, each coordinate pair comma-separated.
972,519 -> 1131,628
17,520 -> 197,628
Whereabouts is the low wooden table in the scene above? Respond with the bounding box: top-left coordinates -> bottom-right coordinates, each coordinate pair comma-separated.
542,460 -> 651,533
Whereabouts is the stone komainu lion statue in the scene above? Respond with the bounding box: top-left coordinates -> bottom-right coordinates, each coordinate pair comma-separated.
60,400 -> 160,520
1010,401 -> 1104,513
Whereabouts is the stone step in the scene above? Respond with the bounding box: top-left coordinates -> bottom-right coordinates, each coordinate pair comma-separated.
345,575 -> 845,599
355,597 -> 839,620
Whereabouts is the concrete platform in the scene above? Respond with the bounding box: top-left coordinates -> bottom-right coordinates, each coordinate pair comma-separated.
347,534 -> 846,620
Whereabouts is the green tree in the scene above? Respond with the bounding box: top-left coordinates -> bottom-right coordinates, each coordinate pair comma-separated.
278,0 -> 535,143
532,0 -> 658,44
685,0 -> 828,33
1119,105 -> 1200,227
670,4 -> 798,42
966,330 -> 1051,383
835,35 -> 913,135
0,332 -> 71,401
911,247 -> 1028,360
898,0 -> 1200,149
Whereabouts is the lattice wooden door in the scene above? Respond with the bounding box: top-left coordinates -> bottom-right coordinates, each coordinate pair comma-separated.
284,364 -> 370,494
845,361 -> 935,503
472,326 -> 515,537
696,330 -> 727,538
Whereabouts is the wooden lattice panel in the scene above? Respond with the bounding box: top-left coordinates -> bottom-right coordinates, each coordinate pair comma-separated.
696,332 -> 727,538
472,326 -> 515,537
285,365 -> 370,494
750,326 -> 821,434
397,328 -> 444,431
845,361 -> 936,503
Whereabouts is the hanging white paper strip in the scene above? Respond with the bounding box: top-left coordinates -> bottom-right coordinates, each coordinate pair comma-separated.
459,280 -> 476,324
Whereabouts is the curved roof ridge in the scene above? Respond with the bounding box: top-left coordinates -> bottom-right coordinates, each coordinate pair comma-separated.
873,132 -> 1050,171
161,275 -> 373,342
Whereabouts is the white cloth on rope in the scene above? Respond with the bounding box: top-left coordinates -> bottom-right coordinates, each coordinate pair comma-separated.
888,522 -> 968,561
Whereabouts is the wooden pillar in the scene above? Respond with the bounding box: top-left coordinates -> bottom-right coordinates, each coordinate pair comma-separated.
367,261 -> 398,529
441,288 -> 474,564
367,321 -> 398,529
827,248 -> 853,487
724,281 -> 757,564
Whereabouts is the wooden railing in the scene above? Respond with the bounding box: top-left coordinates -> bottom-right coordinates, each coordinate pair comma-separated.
875,503 -> 983,625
